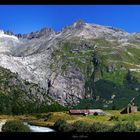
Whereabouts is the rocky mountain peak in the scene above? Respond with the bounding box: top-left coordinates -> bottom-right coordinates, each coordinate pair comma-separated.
72,19 -> 86,29
16,27 -> 55,40
39,27 -> 53,34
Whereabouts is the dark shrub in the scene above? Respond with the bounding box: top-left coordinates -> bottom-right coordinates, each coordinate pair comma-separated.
62,123 -> 73,132
90,122 -> 111,132
109,116 -> 120,121
2,120 -> 31,132
125,121 -> 137,132
111,121 -> 137,132
54,119 -> 71,132
35,113 -> 52,120
54,119 -> 67,128
72,121 -> 91,132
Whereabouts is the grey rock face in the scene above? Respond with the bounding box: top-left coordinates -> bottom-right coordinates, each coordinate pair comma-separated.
49,67 -> 85,106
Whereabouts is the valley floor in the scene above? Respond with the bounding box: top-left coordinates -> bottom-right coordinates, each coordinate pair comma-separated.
1,110 -> 140,129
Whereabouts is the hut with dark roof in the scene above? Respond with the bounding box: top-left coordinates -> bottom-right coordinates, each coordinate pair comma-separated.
69,109 -> 107,116
120,103 -> 137,114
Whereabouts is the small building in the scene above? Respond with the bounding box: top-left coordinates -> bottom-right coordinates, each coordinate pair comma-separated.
70,49 -> 79,53
69,109 -> 107,116
120,104 -> 138,114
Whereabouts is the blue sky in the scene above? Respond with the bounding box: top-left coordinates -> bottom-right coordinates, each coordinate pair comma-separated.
0,5 -> 140,34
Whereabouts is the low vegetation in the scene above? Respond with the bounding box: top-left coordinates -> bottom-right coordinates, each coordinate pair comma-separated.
2,120 -> 31,132
75,71 -> 140,110
53,119 -> 139,132
111,121 -> 137,132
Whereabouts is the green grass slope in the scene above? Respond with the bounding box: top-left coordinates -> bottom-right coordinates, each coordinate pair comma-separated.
51,38 -> 140,109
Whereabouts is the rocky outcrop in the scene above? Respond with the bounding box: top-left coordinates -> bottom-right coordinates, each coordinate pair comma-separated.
15,27 -> 55,39
49,67 -> 85,106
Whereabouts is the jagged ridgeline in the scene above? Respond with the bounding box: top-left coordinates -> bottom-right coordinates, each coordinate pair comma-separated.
0,66 -> 67,115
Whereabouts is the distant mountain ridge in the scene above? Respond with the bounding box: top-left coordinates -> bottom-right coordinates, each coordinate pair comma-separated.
0,20 -> 131,40
1,20 -> 140,109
